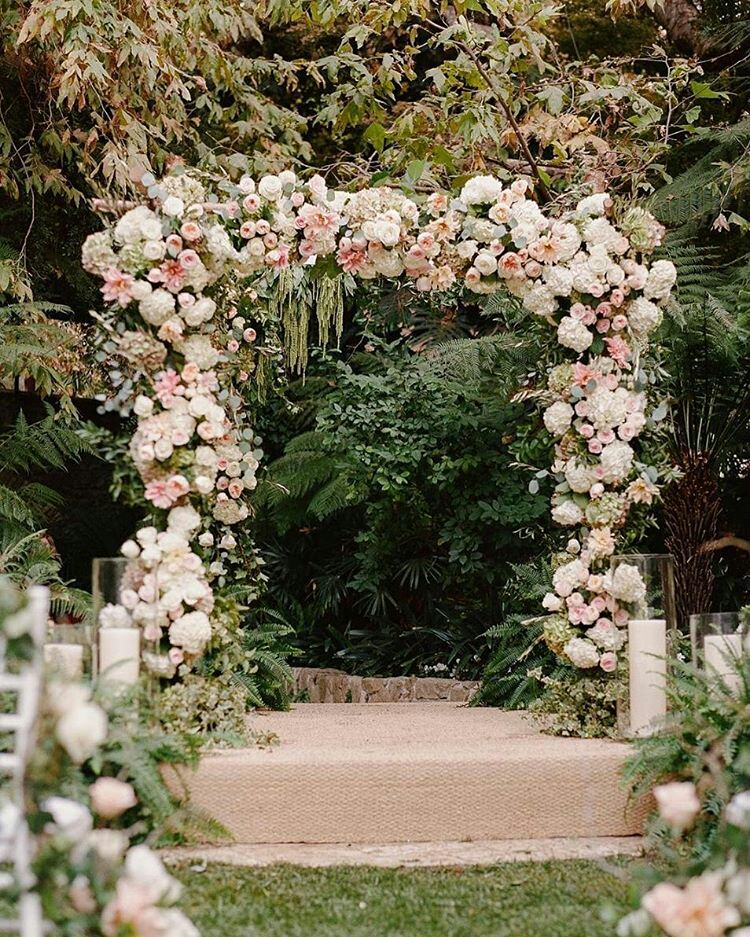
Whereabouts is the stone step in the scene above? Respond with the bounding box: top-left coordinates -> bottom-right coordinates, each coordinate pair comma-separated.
181,703 -> 646,845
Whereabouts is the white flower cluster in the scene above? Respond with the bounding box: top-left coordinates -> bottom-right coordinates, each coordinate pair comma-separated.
117,513 -> 214,665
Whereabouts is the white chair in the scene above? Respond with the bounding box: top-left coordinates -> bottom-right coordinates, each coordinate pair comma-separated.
0,586 -> 49,937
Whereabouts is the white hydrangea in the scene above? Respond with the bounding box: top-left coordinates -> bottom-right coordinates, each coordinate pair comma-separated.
600,440 -> 634,483
167,505 -> 202,537
98,603 -> 131,629
204,225 -> 238,264
573,193 -> 609,219
114,206 -> 162,245
81,231 -> 117,275
168,610 -> 211,655
564,637 -> 600,668
139,289 -> 175,326
604,563 -> 646,604
523,283 -> 558,316
557,316 -> 593,353
543,266 -> 575,296
643,259 -> 677,301
460,175 -> 505,205
178,335 -> 220,369
583,217 -> 621,251
543,401 -> 574,436
586,621 -> 626,651
627,297 -> 662,336
553,559 -> 589,597
564,458 -> 595,493
552,500 -> 584,526
587,387 -> 630,431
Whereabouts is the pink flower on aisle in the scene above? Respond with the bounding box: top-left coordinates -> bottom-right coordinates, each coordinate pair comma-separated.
158,259 -> 187,292
642,872 -> 739,937
101,268 -> 135,306
89,778 -> 137,819
153,369 -> 181,406
101,878 -> 163,937
654,782 -> 701,831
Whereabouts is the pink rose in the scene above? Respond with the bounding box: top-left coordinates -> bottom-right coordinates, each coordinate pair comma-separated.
89,778 -> 137,819
165,234 -> 183,255
580,423 -> 595,439
588,439 -> 603,454
595,319 -> 611,334
611,315 -> 628,331
178,249 -> 200,269
227,339 -> 240,353
599,652 -> 617,673
243,194 -> 261,213
243,328 -> 257,343
180,222 -> 202,241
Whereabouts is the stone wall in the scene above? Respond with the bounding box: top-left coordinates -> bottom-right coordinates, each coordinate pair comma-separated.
293,667 -> 479,704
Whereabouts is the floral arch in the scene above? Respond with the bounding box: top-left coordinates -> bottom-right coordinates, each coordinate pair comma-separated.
82,167 -> 676,703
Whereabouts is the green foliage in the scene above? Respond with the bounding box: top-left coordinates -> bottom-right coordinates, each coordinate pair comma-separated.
473,561 -> 561,709
623,654 -> 750,866
528,670 -> 622,738
256,345 -> 550,678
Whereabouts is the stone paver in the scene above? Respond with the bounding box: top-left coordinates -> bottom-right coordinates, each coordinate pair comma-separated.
163,836 -> 645,869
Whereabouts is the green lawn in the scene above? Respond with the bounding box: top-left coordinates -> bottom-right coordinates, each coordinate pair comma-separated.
174,859 -> 635,937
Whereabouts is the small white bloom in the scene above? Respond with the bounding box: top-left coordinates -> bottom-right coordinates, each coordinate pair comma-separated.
726,790 -> 750,830
42,797 -> 92,843
161,195 -> 185,217
56,703 -> 108,764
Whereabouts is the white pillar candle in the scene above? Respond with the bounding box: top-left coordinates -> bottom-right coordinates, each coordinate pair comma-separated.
99,628 -> 140,685
704,633 -> 742,693
628,618 -> 667,737
44,643 -> 84,679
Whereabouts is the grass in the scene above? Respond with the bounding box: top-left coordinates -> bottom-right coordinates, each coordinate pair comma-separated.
173,858 -> 638,937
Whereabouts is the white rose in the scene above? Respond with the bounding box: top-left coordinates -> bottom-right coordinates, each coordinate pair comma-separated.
194,476 -> 214,495
56,702 -> 108,764
471,251 -> 496,277
161,195 -> 185,217
542,593 -> 562,612
42,797 -> 92,843
89,778 -> 137,820
726,790 -> 750,830
136,526 -> 158,545
133,395 -> 154,417
543,401 -> 574,437
120,540 -> 140,559
564,459 -> 595,493
83,829 -> 129,864
308,174 -> 327,200
258,175 -> 283,200
143,240 -> 166,261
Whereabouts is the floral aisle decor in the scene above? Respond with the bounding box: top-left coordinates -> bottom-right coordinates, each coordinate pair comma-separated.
82,168 -> 676,718
0,577 -> 200,936
617,785 -> 750,937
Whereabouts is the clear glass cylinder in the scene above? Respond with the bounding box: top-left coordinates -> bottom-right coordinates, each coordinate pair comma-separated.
610,554 -> 677,632
610,554 -> 675,738
44,622 -> 91,679
690,612 -> 747,692
92,557 -> 143,683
